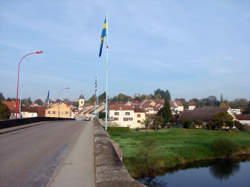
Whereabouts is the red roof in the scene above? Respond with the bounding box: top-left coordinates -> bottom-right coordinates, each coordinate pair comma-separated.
2,101 -> 16,113
109,105 -> 133,111
170,101 -> 175,107
175,100 -> 183,106
236,114 -> 250,120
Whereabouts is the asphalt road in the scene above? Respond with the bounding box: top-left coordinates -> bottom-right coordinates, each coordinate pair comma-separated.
0,120 -> 84,187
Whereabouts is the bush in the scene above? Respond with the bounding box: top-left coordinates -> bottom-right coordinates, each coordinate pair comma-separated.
210,138 -> 240,158
179,118 -> 193,128
133,139 -> 164,178
107,127 -> 130,132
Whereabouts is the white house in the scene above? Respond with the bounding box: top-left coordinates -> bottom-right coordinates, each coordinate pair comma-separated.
170,100 -> 184,114
109,105 -> 146,129
236,114 -> 250,125
231,108 -> 242,115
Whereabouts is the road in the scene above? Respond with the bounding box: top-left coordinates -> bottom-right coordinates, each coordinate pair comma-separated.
0,120 -> 85,187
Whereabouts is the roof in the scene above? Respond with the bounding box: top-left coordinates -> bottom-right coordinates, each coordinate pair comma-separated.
235,114 -> 250,120
134,107 -> 145,113
180,107 -> 230,121
169,101 -> 175,108
175,100 -> 183,106
2,101 -> 16,113
109,105 -> 133,111
189,101 -> 196,106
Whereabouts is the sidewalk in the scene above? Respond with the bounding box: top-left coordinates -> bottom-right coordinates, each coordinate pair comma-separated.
48,121 -> 95,187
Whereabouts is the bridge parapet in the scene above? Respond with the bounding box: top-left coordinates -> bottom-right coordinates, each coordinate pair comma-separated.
93,118 -> 144,187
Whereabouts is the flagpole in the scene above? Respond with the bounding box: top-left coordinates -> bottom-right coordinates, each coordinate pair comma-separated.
105,14 -> 109,131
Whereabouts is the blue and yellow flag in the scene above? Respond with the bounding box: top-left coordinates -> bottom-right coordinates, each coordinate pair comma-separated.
99,18 -> 107,57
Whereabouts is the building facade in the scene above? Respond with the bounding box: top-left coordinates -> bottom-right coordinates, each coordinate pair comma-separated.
45,103 -> 72,118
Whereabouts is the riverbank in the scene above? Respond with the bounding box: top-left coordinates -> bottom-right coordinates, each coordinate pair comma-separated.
108,128 -> 250,178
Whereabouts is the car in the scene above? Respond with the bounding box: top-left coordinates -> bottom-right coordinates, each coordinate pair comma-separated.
84,117 -> 91,121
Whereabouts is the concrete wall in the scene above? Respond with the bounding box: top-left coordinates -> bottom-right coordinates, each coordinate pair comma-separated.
93,118 -> 144,187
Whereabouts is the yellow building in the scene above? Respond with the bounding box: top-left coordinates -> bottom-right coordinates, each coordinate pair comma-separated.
45,103 -> 72,118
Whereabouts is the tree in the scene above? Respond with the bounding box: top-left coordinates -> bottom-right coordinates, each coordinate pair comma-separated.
0,101 -> 10,120
34,98 -> 44,106
143,118 -> 152,129
211,112 -> 234,130
157,100 -> 172,123
152,116 -> 164,130
243,102 -> 250,114
219,102 -> 229,108
98,92 -> 106,103
111,93 -> 132,102
153,89 -> 171,101
21,97 -> 32,106
229,98 -> 248,110
87,95 -> 95,103
0,92 -> 5,101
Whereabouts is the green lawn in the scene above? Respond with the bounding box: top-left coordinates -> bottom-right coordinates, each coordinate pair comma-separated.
108,128 -> 250,177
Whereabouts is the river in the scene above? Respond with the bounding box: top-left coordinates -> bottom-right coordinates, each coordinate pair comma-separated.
138,158 -> 250,187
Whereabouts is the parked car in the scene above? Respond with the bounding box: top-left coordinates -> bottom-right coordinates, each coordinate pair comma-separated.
84,117 -> 91,121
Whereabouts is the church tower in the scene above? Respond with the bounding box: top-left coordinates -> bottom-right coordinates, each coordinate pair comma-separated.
78,94 -> 85,109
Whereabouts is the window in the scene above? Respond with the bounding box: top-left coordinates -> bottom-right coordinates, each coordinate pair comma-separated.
137,120 -> 141,123
114,117 -> 119,121
137,114 -> 141,117
114,112 -> 119,116
53,111 -> 56,114
125,112 -> 130,116
48,111 -> 50,114
129,117 -> 133,121
123,118 -> 129,121
65,111 -> 69,114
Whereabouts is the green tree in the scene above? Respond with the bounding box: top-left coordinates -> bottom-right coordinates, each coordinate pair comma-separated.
211,111 -> 234,130
243,102 -> 250,114
229,98 -> 248,110
34,98 -> 44,106
157,100 -> 172,123
98,92 -> 106,103
87,95 -> 95,103
0,101 -> 10,120
154,89 -> 171,101
143,118 -> 152,129
152,116 -> 164,130
21,97 -> 32,106
0,92 -> 5,101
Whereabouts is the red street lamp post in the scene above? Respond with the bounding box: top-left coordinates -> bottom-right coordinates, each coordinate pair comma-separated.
57,87 -> 70,118
15,51 -> 43,119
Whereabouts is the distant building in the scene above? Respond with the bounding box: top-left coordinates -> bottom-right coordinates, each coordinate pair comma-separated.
170,100 -> 184,114
109,105 -> 146,129
45,103 -> 72,118
231,108 -> 242,115
188,101 -> 196,111
78,94 -> 85,111
180,107 -> 236,121
235,114 -> 250,126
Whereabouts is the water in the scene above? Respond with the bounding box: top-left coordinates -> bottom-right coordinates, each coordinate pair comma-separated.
138,159 -> 250,187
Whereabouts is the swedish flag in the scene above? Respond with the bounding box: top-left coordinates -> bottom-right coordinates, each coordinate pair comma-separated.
99,18 -> 107,57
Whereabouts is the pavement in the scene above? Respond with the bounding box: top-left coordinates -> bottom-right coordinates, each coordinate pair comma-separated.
0,120 -> 85,187
47,120 -> 95,187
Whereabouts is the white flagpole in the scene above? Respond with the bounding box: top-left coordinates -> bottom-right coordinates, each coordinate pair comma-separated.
105,14 -> 109,131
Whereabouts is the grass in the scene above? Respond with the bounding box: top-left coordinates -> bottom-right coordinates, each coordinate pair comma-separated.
108,128 -> 250,177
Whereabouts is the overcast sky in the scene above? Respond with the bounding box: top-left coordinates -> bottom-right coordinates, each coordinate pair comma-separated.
0,0 -> 250,101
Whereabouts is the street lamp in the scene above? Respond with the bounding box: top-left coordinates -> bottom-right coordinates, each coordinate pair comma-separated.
16,51 -> 43,119
57,87 -> 70,118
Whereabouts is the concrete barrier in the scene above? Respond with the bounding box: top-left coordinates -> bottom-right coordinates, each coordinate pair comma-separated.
93,118 -> 144,187
0,117 -> 74,129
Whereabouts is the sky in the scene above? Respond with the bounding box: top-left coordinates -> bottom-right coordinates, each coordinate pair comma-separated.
0,0 -> 250,101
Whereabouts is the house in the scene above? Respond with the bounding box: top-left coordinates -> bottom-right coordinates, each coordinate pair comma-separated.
140,99 -> 164,115
235,114 -> 250,126
170,100 -> 184,114
133,107 -> 146,128
109,105 -> 146,129
231,108 -> 242,115
180,107 -> 236,122
188,101 -> 196,110
45,102 -> 72,118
